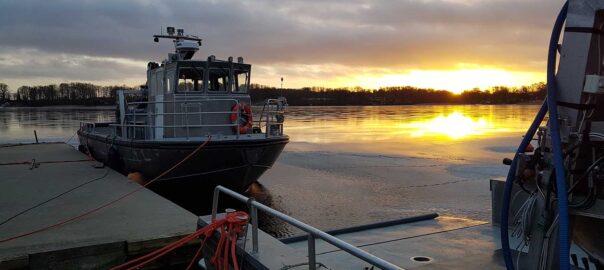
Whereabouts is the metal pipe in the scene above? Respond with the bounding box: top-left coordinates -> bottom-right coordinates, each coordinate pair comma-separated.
211,187 -> 221,222
280,213 -> 438,244
308,234 -> 316,270
246,197 -> 259,253
185,102 -> 190,139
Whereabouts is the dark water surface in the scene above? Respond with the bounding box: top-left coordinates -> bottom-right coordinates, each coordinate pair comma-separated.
0,105 -> 541,236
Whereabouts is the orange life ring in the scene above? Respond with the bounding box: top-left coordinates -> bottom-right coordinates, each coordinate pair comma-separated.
230,103 -> 253,134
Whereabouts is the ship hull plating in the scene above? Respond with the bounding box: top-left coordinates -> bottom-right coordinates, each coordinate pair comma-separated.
78,130 -> 288,214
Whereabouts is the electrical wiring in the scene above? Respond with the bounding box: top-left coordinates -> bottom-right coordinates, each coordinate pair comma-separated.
511,192 -> 539,270
568,156 -> 604,194
539,215 -> 559,270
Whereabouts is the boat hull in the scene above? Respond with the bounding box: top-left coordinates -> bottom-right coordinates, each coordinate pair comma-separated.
77,130 -> 288,214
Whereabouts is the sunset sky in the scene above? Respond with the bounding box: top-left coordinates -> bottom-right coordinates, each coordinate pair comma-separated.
0,0 -> 564,94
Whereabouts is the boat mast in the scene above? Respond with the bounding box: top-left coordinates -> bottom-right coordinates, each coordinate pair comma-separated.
153,27 -> 202,62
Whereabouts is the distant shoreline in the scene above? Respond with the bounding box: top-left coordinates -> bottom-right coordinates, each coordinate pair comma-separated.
1,102 -> 542,109
1,105 -> 115,110
1,82 -> 547,107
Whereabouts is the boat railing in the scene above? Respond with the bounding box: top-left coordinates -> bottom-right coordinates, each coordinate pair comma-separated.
119,98 -> 238,140
108,94 -> 285,140
210,185 -> 404,270
256,98 -> 286,139
79,122 -> 113,135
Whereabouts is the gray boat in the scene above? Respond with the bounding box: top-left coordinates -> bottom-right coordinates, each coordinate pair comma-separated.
77,27 -> 289,213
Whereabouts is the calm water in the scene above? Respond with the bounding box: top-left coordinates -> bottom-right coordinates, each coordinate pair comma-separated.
283,105 -> 539,162
0,105 -> 541,234
0,105 -> 539,149
0,107 -> 115,144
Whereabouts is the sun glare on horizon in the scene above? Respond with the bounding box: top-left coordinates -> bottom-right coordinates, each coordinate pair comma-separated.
353,67 -> 544,94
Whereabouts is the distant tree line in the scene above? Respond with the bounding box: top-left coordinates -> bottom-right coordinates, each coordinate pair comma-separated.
249,83 -> 546,106
0,83 -> 136,106
0,82 -> 546,106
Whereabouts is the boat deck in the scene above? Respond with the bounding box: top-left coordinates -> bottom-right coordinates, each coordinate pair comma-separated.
0,143 -> 198,269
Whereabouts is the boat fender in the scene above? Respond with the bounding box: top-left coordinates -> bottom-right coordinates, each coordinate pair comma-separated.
127,172 -> 147,185
230,103 -> 253,134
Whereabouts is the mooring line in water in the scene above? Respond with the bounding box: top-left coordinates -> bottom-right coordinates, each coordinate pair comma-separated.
0,135 -> 211,245
64,130 -> 78,144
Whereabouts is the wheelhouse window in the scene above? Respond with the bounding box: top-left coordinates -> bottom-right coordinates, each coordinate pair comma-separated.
177,67 -> 203,92
234,70 -> 249,93
208,68 -> 229,92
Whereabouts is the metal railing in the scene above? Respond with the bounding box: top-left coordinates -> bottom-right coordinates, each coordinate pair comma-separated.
256,98 -> 286,138
79,122 -> 114,136
119,98 -> 240,140
211,186 -> 404,270
111,93 -> 285,140
112,90 -> 284,140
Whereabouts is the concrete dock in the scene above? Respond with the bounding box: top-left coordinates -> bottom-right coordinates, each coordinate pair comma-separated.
285,216 -> 504,269
0,143 -> 198,269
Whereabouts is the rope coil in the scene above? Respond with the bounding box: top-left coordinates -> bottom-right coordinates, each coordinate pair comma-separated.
111,211 -> 249,270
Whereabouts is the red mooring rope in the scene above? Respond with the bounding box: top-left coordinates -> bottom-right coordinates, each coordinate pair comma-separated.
111,211 -> 249,270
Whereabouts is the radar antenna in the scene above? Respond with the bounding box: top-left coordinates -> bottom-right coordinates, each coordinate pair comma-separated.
153,27 -> 202,61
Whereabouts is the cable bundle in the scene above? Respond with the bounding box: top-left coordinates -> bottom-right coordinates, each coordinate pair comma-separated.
111,211 -> 249,270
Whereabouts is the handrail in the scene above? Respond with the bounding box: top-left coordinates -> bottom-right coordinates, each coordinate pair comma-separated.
111,123 -> 237,128
211,185 -> 404,270
255,99 -> 286,138
121,98 -> 241,140
112,92 -> 286,140
127,98 -> 240,105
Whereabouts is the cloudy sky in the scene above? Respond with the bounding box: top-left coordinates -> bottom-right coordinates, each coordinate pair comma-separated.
0,0 -> 564,93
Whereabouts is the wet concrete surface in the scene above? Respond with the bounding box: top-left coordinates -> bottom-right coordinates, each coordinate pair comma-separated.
0,143 -> 198,269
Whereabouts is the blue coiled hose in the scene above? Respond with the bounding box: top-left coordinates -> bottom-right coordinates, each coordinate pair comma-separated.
501,2 -> 569,269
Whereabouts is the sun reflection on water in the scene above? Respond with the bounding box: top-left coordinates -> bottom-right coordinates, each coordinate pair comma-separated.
282,106 -> 532,145
401,111 -> 506,139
